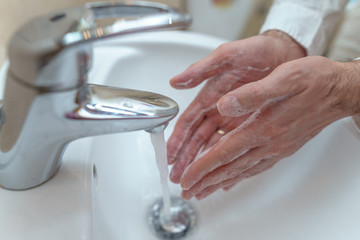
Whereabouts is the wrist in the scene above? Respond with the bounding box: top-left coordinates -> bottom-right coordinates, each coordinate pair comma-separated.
262,30 -> 307,62
333,60 -> 360,115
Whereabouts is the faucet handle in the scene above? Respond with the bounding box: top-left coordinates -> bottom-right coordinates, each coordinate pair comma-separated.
63,2 -> 192,45
7,1 -> 191,91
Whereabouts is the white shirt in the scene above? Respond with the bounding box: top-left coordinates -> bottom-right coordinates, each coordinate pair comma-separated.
260,0 -> 349,55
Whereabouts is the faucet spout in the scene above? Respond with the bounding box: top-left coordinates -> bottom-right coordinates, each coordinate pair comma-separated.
67,84 -> 179,133
0,2 -> 187,190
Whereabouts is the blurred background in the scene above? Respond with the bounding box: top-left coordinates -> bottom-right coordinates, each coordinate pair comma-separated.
0,0 -> 272,67
0,0 -> 359,67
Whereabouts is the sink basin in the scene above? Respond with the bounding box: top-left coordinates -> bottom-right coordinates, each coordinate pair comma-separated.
1,30 -> 360,240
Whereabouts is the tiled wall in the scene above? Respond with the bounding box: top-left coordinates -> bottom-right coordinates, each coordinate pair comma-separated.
0,0 -> 184,66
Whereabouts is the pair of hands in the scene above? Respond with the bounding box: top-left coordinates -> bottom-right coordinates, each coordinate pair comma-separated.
167,30 -> 360,200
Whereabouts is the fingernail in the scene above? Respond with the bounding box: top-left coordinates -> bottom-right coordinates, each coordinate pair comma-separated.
167,144 -> 181,164
223,184 -> 236,192
181,183 -> 191,190
180,179 -> 195,190
195,192 -> 210,200
171,78 -> 195,89
167,156 -> 175,164
181,191 -> 194,200
169,169 -> 181,184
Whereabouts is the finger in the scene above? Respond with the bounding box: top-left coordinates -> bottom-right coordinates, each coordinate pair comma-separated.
202,125 -> 230,152
217,65 -> 305,117
180,121 -> 262,190
172,116 -> 244,183
167,98 -> 217,165
169,64 -> 253,164
169,117 -> 219,183
168,74 -> 240,165
170,44 -> 234,89
181,147 -> 265,199
193,157 -> 279,200
191,173 -> 247,200
203,113 -> 251,151
203,131 -> 222,151
223,184 -> 236,192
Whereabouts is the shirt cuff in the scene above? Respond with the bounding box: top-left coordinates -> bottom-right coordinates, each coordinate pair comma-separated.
260,1 -> 332,56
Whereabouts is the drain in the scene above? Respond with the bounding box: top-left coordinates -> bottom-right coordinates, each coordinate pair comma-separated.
148,196 -> 196,240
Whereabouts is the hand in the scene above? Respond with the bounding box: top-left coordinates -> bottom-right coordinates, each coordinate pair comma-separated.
167,31 -> 306,184
180,56 -> 360,200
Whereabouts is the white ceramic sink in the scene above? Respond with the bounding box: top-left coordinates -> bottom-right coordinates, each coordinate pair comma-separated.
1,31 -> 360,240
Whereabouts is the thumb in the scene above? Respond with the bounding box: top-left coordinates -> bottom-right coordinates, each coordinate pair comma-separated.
217,71 -> 297,117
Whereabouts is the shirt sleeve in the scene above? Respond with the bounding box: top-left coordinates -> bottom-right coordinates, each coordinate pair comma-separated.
260,0 -> 348,56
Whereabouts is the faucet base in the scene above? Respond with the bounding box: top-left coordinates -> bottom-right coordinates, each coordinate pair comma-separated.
0,164 -> 61,191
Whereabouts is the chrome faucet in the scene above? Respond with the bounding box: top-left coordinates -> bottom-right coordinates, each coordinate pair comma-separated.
0,2 -> 191,190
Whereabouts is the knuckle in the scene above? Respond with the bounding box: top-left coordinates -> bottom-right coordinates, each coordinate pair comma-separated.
192,132 -> 207,143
